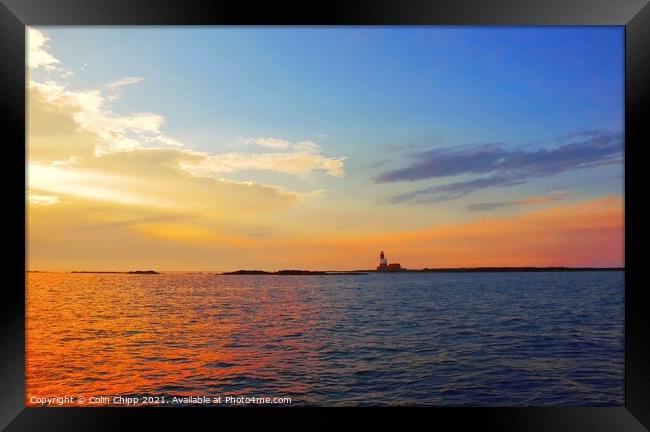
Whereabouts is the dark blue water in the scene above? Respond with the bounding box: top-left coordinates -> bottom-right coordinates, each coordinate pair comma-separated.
27,271 -> 624,406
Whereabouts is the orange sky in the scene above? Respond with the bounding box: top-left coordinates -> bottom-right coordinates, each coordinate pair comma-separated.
221,196 -> 624,270
27,192 -> 623,271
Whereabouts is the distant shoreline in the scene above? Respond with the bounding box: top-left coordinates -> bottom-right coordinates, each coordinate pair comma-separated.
365,267 -> 624,273
26,267 -> 624,275
69,270 -> 160,274
221,270 -> 367,275
221,267 -> 623,275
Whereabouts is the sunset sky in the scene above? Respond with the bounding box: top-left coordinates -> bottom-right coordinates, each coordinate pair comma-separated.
26,27 -> 624,271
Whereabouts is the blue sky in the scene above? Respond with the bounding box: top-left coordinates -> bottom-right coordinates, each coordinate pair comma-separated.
37,26 -> 623,149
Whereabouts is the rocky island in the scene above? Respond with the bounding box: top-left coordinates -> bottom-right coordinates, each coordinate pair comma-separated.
221,269 -> 366,275
70,270 -> 160,274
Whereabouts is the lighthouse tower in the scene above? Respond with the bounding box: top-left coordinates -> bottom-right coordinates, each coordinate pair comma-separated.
377,250 -> 403,272
378,251 -> 388,270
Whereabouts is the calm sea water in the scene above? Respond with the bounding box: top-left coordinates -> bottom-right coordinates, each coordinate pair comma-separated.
26,271 -> 624,406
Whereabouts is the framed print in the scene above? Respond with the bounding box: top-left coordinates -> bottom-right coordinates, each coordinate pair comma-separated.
1,0 -> 649,430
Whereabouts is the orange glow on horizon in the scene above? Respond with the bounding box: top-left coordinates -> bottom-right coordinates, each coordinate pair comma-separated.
255,196 -> 624,270
27,196 -> 624,271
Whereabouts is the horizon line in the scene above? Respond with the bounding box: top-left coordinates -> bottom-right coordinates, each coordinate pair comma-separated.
27,265 -> 626,274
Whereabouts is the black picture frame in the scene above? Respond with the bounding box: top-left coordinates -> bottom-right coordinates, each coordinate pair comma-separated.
1,0 -> 648,430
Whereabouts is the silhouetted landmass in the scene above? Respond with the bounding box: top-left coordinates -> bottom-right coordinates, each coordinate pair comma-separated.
222,269 -> 367,275
70,270 -> 160,274
276,270 -> 328,275
352,267 -> 624,273
326,272 -> 369,275
223,270 -> 272,275
71,271 -> 122,274
414,267 -> 623,273
69,267 -> 622,276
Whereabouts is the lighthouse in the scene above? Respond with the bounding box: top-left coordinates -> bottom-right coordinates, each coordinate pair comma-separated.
377,251 -> 403,272
378,251 -> 388,269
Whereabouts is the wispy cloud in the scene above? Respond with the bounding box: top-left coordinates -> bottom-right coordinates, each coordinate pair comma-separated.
215,137 -> 346,177
179,149 -> 345,178
28,163 -> 170,207
241,137 -> 326,153
366,159 -> 389,170
243,137 -> 292,149
375,135 -> 622,183
565,129 -> 605,140
466,190 -> 569,211
105,76 -> 145,102
27,191 -> 60,206
388,176 -> 526,204
106,76 -> 144,90
376,133 -> 622,204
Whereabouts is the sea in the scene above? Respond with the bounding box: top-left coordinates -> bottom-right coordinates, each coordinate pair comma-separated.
26,271 -> 624,406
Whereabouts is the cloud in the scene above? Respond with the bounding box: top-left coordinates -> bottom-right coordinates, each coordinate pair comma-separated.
28,162 -> 170,207
245,137 -> 292,149
565,129 -> 605,140
376,133 -> 622,204
218,137 -> 345,177
388,176 -> 526,204
27,28 -> 61,71
292,140 -> 322,154
375,135 -> 622,183
465,202 -> 514,212
27,192 -> 59,206
28,79 -> 168,156
466,190 -> 569,211
106,76 -> 144,90
366,159 -> 389,170
28,80 -> 345,177
105,76 -> 145,102
51,156 -> 81,167
142,135 -> 183,147
179,150 -> 345,178
240,137 -> 325,155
